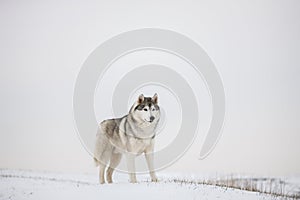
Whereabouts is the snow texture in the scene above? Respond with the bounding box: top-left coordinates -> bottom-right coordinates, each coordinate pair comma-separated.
0,169 -> 299,200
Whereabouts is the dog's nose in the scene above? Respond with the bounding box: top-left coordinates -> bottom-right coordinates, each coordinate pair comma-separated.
150,116 -> 155,122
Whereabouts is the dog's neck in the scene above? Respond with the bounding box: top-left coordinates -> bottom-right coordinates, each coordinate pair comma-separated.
126,113 -> 157,139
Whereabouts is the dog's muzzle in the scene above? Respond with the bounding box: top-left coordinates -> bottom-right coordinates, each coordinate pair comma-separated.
150,116 -> 155,122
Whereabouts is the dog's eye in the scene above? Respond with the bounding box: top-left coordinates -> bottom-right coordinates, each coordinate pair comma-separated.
152,108 -> 155,111
143,108 -> 148,111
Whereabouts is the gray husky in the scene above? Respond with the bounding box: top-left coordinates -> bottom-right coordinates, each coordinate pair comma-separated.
94,94 -> 160,184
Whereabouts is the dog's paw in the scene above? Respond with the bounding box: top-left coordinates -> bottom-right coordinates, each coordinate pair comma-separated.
151,177 -> 158,182
130,180 -> 137,184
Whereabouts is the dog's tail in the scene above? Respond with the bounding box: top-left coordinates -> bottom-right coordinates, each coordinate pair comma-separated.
93,124 -> 101,167
93,157 -> 100,167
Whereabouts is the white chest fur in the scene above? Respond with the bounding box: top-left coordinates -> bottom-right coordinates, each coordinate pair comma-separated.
127,137 -> 153,155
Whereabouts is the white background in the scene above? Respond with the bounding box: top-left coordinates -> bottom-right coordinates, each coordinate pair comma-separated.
0,0 -> 299,176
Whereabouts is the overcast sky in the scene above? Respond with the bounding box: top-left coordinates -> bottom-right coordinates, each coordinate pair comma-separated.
0,0 -> 300,176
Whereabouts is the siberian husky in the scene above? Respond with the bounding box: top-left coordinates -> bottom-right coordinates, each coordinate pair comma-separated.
94,94 -> 160,184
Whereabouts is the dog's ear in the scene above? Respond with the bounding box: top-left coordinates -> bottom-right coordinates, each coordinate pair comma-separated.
138,94 -> 144,104
152,93 -> 158,104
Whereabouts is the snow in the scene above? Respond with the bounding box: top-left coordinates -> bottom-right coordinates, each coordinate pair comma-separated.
0,169 -> 298,200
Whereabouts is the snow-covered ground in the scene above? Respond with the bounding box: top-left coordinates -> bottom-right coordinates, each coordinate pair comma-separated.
0,169 -> 299,200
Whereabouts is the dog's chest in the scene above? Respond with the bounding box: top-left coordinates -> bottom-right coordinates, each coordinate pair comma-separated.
127,137 -> 152,155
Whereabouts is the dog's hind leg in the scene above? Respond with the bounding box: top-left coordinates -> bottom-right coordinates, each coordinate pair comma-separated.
94,127 -> 112,184
106,153 -> 122,183
98,148 -> 112,184
99,163 -> 106,184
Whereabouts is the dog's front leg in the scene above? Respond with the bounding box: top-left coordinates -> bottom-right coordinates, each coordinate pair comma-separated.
125,153 -> 137,183
145,152 -> 158,182
145,141 -> 158,182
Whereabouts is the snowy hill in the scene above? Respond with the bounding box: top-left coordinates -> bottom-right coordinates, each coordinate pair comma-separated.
0,169 -> 299,200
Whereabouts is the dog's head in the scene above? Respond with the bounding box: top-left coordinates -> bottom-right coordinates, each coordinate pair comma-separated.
131,93 -> 160,124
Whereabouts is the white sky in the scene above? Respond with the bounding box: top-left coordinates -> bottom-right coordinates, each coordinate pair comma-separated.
0,0 -> 300,176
